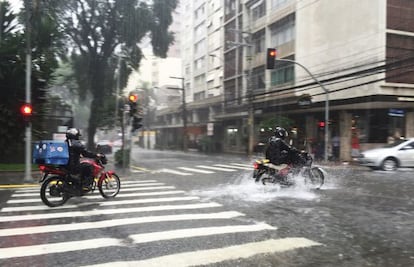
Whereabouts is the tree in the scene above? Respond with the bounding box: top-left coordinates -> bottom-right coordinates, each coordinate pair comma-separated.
0,1 -> 61,162
53,0 -> 178,149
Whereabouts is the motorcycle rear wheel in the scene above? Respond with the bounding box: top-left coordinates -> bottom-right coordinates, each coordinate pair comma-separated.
304,167 -> 325,189
99,173 -> 121,198
40,176 -> 69,207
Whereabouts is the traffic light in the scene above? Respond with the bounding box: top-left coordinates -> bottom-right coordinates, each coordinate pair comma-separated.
266,48 -> 277,69
20,103 -> 33,122
131,116 -> 143,132
128,92 -> 139,116
318,121 -> 325,129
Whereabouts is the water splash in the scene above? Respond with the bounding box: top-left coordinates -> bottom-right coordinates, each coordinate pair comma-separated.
191,172 -> 320,204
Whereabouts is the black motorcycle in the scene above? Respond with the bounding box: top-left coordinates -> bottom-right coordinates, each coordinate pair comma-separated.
253,150 -> 325,189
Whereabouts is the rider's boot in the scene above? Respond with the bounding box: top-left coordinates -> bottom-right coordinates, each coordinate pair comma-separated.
66,175 -> 83,196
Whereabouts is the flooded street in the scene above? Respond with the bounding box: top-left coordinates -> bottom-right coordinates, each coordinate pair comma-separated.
137,150 -> 414,266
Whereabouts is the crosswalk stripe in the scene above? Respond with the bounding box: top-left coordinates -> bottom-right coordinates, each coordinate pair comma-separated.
121,182 -> 165,187
1,196 -> 196,212
88,190 -> 185,199
119,186 -> 176,191
7,190 -> 186,203
81,238 -> 322,267
129,223 -> 276,244
230,163 -> 253,168
121,180 -> 158,184
196,165 -> 237,172
177,167 -> 215,174
213,164 -> 252,170
159,168 -> 192,176
1,204 -> 86,212
99,196 -> 200,206
0,211 -> 244,237
9,184 -> 168,198
0,238 -> 123,259
0,203 -> 222,222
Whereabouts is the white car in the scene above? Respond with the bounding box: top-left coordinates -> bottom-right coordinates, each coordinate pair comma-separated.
357,138 -> 414,171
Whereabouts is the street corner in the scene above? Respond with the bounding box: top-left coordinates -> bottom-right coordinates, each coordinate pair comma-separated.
0,183 -> 39,189
0,171 -> 39,188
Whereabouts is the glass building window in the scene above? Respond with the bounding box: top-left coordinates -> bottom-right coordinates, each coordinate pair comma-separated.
270,14 -> 295,47
270,65 -> 294,85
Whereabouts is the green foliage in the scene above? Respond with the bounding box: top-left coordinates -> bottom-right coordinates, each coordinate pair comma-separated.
0,2 -> 61,162
51,0 -> 178,149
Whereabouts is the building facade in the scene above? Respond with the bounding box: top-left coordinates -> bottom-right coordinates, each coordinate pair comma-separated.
153,0 -> 414,161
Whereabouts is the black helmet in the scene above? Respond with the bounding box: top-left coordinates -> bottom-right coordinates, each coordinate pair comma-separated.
66,128 -> 81,140
274,126 -> 288,139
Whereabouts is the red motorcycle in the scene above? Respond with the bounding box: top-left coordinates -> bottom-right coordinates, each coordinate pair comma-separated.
38,155 -> 121,207
253,150 -> 325,189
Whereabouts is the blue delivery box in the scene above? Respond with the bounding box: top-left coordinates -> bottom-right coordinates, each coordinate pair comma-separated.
33,140 -> 69,165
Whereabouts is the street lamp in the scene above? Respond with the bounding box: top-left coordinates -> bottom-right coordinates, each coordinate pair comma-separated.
169,76 -> 188,152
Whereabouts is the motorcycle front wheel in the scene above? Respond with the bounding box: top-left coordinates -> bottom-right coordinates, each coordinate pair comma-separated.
99,173 -> 121,198
304,167 -> 325,189
40,176 -> 69,207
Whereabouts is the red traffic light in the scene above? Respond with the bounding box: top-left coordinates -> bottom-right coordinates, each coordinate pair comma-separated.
20,103 -> 33,116
318,121 -> 325,127
266,48 -> 277,69
128,94 -> 138,103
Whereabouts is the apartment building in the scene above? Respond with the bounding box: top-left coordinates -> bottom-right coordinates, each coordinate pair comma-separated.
154,0 -> 414,160
155,0 -> 225,151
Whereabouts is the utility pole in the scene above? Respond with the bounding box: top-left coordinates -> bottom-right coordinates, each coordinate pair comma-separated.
228,28 -> 255,156
23,0 -> 33,182
169,77 -> 188,152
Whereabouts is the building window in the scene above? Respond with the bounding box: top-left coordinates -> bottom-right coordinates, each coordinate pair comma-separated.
270,64 -> 294,85
225,0 -> 236,17
253,30 -> 265,54
251,1 -> 266,22
271,0 -> 291,10
270,13 -> 295,47
252,67 -> 265,91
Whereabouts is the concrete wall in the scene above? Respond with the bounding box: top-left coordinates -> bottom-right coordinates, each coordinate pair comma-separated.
295,0 -> 387,103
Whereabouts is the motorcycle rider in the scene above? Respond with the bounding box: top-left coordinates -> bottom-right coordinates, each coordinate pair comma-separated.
265,126 -> 297,174
65,128 -> 103,193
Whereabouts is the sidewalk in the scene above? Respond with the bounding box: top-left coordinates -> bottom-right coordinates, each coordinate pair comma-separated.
0,171 -> 40,186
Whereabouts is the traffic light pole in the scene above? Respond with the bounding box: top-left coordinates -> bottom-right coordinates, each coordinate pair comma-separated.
24,0 -> 32,182
276,58 -> 330,162
169,77 -> 188,152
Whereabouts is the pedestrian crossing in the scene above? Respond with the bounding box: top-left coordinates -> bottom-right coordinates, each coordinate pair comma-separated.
0,179 -> 322,266
151,162 -> 253,176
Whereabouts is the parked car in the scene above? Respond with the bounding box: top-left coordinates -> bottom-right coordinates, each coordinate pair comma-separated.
96,140 -> 113,154
357,138 -> 414,171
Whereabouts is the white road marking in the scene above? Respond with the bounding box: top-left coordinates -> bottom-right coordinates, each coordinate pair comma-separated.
99,196 -> 200,206
121,180 -> 158,184
177,167 -> 215,174
0,238 -> 124,259
196,165 -> 237,172
1,204 -> 86,212
129,223 -> 276,243
1,196 -> 197,212
87,190 -> 185,199
213,164 -> 252,170
0,203 -> 222,222
0,211 -> 244,237
81,238 -> 322,267
121,182 -> 165,187
230,163 -> 254,168
120,186 -> 176,191
158,168 -> 193,176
